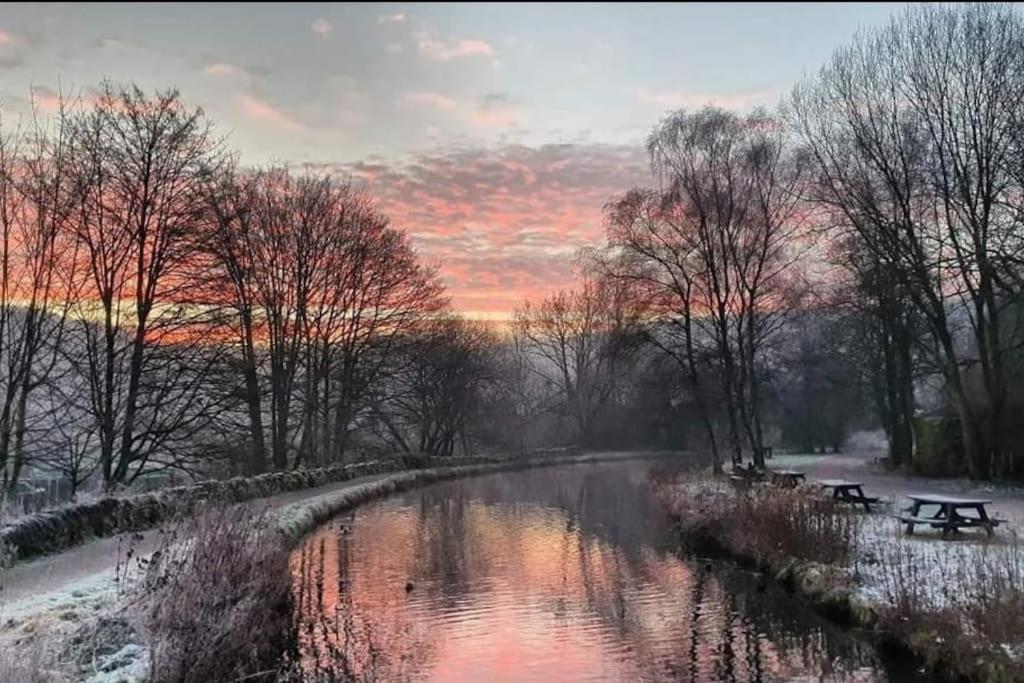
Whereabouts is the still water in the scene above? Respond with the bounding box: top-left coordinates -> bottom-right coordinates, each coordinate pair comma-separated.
290,459 -> 911,682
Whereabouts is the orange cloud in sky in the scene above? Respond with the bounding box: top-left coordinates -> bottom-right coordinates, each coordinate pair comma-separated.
319,143 -> 650,318
31,86 -> 62,113
417,37 -> 494,61
402,92 -> 458,111
236,92 -> 303,131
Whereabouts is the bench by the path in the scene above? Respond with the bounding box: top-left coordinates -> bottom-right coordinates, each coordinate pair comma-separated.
771,470 -> 806,487
818,479 -> 879,512
897,494 -> 1008,537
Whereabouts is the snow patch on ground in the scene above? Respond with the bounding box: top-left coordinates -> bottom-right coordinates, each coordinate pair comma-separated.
850,507 -> 1021,610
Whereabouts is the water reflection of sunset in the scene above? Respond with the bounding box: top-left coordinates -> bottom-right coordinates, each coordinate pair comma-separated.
290,463 -> 893,682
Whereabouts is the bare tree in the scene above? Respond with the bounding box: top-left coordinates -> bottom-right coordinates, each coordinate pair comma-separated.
201,165 -> 268,473
0,95 -> 80,490
513,278 -> 642,448
370,316 -> 496,457
603,188 -> 724,471
827,233 -> 919,466
66,83 -> 223,488
299,182 -> 446,467
203,167 -> 445,471
791,3 -> 1024,478
614,107 -> 806,468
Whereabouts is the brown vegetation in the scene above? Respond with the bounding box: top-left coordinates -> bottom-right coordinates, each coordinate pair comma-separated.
0,641 -> 67,683
657,478 -> 861,567
135,505 -> 292,682
875,538 -> 1024,678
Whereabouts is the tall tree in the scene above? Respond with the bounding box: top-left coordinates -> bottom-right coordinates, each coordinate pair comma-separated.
371,316 -> 496,457
0,97 -> 80,490
603,188 -> 724,471
513,278 -> 642,448
68,83 -> 223,487
791,3 -> 1024,477
828,233 -> 919,466
622,107 -> 805,468
203,167 -> 445,471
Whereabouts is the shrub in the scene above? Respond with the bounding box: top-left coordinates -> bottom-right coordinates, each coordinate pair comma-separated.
135,505 -> 293,682
0,640 -> 68,683
657,479 -> 861,567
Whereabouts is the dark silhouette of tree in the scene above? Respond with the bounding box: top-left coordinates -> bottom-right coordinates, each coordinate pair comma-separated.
791,3 -> 1024,477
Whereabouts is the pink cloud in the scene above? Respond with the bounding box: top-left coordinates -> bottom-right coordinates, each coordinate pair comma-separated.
311,18 -> 333,37
310,143 -> 650,315
236,93 -> 303,131
0,30 -> 13,46
23,86 -> 118,114
467,94 -> 523,129
31,86 -> 62,113
417,38 -> 494,61
635,86 -> 779,111
402,92 -> 458,111
203,62 -> 247,79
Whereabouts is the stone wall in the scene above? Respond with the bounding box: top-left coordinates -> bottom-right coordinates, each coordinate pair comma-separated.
0,454 -> 497,564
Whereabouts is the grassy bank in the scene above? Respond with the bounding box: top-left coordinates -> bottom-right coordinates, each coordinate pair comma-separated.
654,473 -> 1024,682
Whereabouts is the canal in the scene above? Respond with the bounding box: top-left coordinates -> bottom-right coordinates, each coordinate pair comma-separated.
290,458 -> 916,681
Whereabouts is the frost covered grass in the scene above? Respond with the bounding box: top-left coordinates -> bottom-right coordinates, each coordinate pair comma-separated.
0,639 -> 69,683
853,515 -> 1024,675
655,475 -> 861,567
133,505 -> 293,683
658,474 -> 1024,679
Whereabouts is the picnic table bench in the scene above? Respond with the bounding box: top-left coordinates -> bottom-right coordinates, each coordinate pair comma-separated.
898,494 -> 1007,537
770,469 -> 805,487
728,466 -> 765,489
818,479 -> 879,512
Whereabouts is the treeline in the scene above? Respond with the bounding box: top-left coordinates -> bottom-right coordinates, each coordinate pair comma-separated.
0,84 -> 510,495
516,3 -> 1024,479
5,3 -> 1024,493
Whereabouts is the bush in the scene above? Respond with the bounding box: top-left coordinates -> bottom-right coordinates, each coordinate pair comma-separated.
658,478 -> 861,567
0,640 -> 68,683
136,505 -> 293,682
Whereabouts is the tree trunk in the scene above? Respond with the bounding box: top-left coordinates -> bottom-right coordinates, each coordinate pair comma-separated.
240,312 -> 267,474
9,384 -> 29,489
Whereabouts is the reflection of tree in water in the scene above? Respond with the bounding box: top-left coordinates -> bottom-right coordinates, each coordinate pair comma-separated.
289,523 -> 438,681
287,462 -> 902,682
410,490 -> 475,608
710,564 -> 920,681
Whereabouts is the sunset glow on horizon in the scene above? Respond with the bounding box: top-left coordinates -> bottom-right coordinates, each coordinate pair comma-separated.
0,2 -> 903,318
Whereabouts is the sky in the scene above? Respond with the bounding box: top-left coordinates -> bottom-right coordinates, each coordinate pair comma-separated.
0,2 -> 905,318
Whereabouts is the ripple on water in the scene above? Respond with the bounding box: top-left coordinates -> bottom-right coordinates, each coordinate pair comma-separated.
289,461 -> 914,682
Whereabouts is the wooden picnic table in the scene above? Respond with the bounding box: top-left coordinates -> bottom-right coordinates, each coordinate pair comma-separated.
899,494 -> 1007,537
818,479 -> 878,512
770,469 -> 806,487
